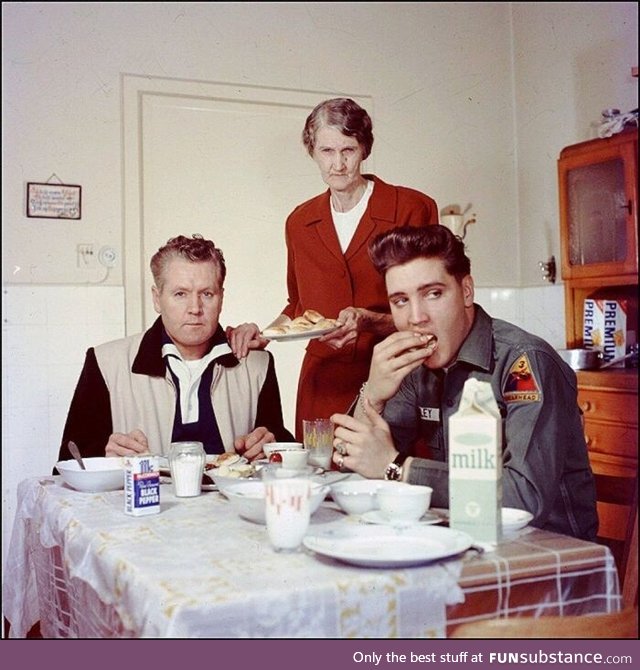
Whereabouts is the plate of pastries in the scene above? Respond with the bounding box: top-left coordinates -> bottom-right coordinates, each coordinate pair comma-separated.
261,310 -> 340,341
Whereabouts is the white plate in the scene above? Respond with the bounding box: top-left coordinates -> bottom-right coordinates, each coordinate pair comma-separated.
261,326 -> 338,342
360,510 -> 444,527
429,506 -> 533,532
160,476 -> 217,493
502,507 -> 533,531
303,522 -> 473,568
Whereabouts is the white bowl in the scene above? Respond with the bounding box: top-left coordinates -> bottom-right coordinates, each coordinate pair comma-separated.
330,479 -> 381,515
56,457 -> 125,492
376,482 -> 432,522
263,442 -> 304,457
224,480 -> 329,524
502,507 -> 534,531
207,469 -> 258,497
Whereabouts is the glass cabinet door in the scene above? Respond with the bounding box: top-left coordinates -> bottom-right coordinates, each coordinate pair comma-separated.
559,132 -> 637,280
567,158 -> 627,266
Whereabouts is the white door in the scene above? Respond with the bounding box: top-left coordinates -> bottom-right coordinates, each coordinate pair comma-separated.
122,75 -> 372,431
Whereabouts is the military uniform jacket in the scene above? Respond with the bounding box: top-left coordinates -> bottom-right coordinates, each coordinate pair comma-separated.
383,305 -> 598,541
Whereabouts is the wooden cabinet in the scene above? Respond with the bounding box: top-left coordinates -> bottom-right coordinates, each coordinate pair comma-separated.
558,129 -> 638,593
558,128 -> 638,348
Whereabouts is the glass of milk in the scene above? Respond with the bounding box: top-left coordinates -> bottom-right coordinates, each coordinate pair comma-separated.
169,441 -> 206,497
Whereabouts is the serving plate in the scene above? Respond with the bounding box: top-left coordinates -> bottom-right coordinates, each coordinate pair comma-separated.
303,522 -> 473,568
261,326 -> 338,342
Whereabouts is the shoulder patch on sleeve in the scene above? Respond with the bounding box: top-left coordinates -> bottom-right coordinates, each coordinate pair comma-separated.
503,353 -> 541,403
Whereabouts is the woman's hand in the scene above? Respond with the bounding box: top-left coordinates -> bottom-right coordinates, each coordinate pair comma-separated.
318,307 -> 396,349
226,323 -> 268,359
318,307 -> 361,349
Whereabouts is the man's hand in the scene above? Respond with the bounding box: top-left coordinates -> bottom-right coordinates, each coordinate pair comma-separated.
105,429 -> 149,457
226,323 -> 268,359
234,426 -> 275,462
331,398 -> 397,479
363,331 -> 437,414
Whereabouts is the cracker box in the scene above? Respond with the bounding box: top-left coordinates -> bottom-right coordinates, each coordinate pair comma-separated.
448,378 -> 502,543
583,298 -> 627,366
124,455 -> 160,516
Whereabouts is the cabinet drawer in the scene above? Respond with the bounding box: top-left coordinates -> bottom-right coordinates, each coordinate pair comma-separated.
577,388 -> 638,425
583,420 -> 638,460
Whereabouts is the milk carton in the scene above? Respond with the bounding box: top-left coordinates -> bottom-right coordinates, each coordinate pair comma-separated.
583,298 -> 627,366
448,378 -> 502,543
124,455 -> 160,516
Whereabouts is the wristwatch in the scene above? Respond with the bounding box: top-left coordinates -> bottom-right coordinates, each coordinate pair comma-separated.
384,453 -> 407,481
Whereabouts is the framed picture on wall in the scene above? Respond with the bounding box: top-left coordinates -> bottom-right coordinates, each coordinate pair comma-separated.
26,182 -> 82,219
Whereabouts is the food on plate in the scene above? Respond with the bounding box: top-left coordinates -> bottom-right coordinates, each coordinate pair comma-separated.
215,462 -> 256,478
303,309 -> 324,324
261,325 -> 288,337
204,452 -> 242,470
261,310 -> 339,338
290,320 -> 315,333
315,318 -> 338,330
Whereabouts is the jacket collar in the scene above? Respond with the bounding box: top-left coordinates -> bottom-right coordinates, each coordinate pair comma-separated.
452,304 -> 494,372
132,317 -> 238,376
302,175 -> 396,264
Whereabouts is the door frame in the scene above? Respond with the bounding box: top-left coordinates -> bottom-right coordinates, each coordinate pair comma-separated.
121,73 -> 373,335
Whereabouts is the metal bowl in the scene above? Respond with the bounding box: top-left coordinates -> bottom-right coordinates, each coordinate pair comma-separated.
556,348 -> 603,370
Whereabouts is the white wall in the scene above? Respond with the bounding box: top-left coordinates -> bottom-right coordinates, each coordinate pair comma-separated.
512,2 -> 638,285
2,2 -> 638,567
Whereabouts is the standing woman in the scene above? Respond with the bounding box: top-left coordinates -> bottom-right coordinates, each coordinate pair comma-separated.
228,98 -> 438,439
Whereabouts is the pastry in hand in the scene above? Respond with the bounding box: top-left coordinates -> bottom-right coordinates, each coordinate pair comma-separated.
407,333 -> 438,354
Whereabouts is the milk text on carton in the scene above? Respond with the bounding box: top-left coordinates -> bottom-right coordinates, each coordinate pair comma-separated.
451,445 -> 497,470
124,455 -> 160,516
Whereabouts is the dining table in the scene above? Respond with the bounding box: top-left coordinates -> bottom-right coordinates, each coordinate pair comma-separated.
3,473 -> 621,639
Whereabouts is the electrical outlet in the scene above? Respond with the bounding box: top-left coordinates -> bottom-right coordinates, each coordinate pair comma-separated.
77,243 -> 96,268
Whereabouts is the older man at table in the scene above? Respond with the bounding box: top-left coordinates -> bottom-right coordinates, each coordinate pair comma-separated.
331,225 -> 598,541
57,234 -> 293,463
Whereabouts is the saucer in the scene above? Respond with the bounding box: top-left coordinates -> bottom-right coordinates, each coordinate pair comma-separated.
360,510 -> 444,527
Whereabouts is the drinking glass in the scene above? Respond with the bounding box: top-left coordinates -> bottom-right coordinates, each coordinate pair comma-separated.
303,418 -> 334,470
169,441 -> 205,497
264,475 -> 311,552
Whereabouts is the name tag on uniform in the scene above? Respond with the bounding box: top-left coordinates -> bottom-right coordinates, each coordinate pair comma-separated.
419,407 -> 440,422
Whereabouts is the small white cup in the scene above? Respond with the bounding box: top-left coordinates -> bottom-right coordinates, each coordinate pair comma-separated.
377,483 -> 432,522
264,477 -> 311,552
278,448 -> 309,470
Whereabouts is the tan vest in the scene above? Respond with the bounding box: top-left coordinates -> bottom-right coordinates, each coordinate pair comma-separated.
94,333 -> 271,456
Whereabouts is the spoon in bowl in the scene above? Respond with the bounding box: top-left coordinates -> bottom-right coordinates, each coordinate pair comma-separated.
68,441 -> 86,470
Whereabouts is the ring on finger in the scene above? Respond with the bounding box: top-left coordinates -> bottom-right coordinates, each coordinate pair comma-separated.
337,455 -> 345,470
337,442 -> 348,456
